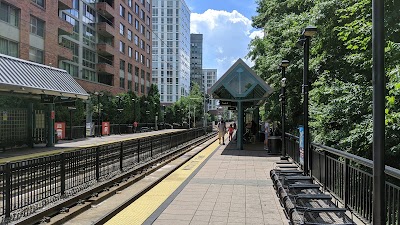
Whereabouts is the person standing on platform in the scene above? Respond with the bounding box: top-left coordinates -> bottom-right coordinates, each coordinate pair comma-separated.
228,124 -> 234,141
217,119 -> 227,145
264,120 -> 270,151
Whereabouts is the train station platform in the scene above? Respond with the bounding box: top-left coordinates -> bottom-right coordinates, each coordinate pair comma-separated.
0,129 -> 183,163
105,135 -> 287,225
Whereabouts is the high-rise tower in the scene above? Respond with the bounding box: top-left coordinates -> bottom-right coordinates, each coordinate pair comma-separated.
152,0 -> 190,104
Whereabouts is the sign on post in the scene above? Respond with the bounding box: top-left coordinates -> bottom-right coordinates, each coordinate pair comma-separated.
86,122 -> 94,136
41,95 -> 54,104
54,122 -> 65,140
299,126 -> 304,165
102,122 -> 110,135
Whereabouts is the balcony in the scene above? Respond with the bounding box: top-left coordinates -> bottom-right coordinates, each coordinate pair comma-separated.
97,63 -> 114,75
58,19 -> 73,35
97,43 -> 114,56
97,2 -> 114,19
58,0 -> 73,10
97,22 -> 114,37
57,46 -> 73,61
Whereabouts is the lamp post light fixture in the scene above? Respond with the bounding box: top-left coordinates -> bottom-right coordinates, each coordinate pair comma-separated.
280,59 -> 289,160
298,25 -> 317,175
94,91 -> 104,137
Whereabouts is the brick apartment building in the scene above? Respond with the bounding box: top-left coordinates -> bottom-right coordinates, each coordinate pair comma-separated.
0,0 -> 152,96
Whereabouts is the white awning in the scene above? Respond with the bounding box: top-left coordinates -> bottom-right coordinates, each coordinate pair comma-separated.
0,53 -> 89,99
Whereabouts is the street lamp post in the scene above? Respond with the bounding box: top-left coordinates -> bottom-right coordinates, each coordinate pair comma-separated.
298,25 -> 317,175
163,105 -> 166,129
94,92 -> 103,137
188,103 -> 191,129
116,96 -> 123,135
144,100 -> 149,128
280,59 -> 289,160
372,0 -> 385,223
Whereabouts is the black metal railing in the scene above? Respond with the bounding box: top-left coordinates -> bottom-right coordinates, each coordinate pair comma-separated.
285,133 -> 400,224
0,128 -> 207,222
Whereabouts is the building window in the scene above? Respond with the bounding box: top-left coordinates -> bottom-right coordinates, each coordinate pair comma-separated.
119,5 -> 125,17
0,37 -> 18,57
128,12 -> 132,24
140,9 -> 145,20
140,54 -> 144,64
140,24 -> 144,34
119,23 -> 125,36
146,30 -> 150,40
29,47 -> 44,64
134,35 -> 139,46
146,58 -> 149,68
82,47 -> 96,69
146,16 -> 150,26
135,51 -> 138,61
120,59 -> 125,71
140,39 -> 144,49
120,77 -> 125,88
135,19 -> 139,30
128,63 -> 132,73
128,46 -> 132,57
135,3 -> 139,14
146,44 -> 150,54
135,82 -> 139,92
31,0 -> 45,8
0,2 -> 19,27
30,16 -> 45,37
119,41 -> 125,53
128,0 -> 132,8
128,80 -> 132,90
127,29 -> 132,41
135,66 -> 139,77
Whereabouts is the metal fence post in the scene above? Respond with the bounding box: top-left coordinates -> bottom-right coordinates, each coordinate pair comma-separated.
5,162 -> 11,220
150,139 -> 153,158
137,139 -> 140,163
344,158 -> 349,208
60,152 -> 66,196
323,150 -> 327,191
120,142 -> 123,172
96,147 -> 100,181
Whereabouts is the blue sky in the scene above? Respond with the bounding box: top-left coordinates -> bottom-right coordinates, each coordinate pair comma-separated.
185,0 -> 263,79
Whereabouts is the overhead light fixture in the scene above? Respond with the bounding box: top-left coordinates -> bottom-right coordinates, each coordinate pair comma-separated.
280,59 -> 290,68
302,26 -> 317,37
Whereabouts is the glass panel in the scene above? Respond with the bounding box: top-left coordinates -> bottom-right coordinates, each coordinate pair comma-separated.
226,66 -> 256,95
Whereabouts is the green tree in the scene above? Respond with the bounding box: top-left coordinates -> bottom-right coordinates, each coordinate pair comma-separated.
249,0 -> 400,168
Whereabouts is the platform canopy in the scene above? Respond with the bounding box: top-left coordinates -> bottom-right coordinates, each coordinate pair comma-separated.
0,54 -> 89,100
208,58 -> 273,105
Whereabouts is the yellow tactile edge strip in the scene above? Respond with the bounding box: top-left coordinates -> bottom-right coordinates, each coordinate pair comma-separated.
105,140 -> 221,225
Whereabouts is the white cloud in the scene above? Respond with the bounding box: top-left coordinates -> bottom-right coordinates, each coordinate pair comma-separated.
191,9 -> 257,78
249,30 -> 264,39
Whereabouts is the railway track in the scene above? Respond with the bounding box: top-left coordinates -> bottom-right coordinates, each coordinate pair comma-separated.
11,131 -> 216,225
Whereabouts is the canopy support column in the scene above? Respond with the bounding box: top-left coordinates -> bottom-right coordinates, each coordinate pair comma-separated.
46,103 -> 55,147
237,101 -> 244,150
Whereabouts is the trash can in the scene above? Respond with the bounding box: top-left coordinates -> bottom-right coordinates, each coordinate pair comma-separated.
268,136 -> 281,154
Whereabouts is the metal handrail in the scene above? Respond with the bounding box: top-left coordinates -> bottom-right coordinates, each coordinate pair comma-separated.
285,133 -> 400,180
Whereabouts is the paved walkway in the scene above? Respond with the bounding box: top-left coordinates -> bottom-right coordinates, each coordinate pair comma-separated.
147,141 -> 287,225
94,132 -> 287,225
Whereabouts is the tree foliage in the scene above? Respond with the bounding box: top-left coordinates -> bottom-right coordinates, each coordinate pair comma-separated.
249,0 -> 400,167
